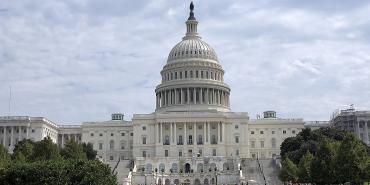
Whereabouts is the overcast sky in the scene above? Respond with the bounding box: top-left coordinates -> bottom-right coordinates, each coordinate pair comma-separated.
1,0 -> 370,124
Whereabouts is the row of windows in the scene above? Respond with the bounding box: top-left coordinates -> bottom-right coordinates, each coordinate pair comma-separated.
96,140 -> 133,150
250,130 -> 296,134
90,132 -> 133,137
163,69 -> 223,82
250,138 -> 277,148
142,148 -> 222,158
171,49 -> 212,58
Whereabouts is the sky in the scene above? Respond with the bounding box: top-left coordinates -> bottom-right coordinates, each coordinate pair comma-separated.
0,0 -> 370,124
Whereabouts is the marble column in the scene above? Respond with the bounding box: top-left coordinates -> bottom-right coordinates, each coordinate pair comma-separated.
170,123 -> 173,144
206,88 -> 209,104
202,123 -> 207,144
200,88 -> 203,104
218,123 -> 221,143
193,123 -> 196,144
184,123 -> 187,145
187,88 -> 190,104
160,123 -> 163,144
18,126 -> 21,142
207,123 -> 211,143
222,123 -> 225,143
169,90 -> 172,105
26,126 -> 29,139
193,88 -> 196,104
174,89 -> 178,104
181,88 -> 184,104
213,89 -> 215,104
174,123 -> 177,144
61,134 -> 64,147
10,126 -> 14,147
357,121 -> 361,138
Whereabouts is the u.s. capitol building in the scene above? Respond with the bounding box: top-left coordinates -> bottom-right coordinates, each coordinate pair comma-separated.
0,2 -> 341,185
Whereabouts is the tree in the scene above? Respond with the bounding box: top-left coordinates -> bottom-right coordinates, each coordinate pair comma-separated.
279,157 -> 299,182
310,139 -> 339,184
335,134 -> 370,183
31,137 -> 60,161
61,139 -> 87,160
12,139 -> 35,162
82,143 -> 97,160
297,151 -> 314,182
0,159 -> 117,185
0,144 -> 11,170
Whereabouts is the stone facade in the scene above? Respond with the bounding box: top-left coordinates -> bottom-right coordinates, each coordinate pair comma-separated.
331,108 -> 370,146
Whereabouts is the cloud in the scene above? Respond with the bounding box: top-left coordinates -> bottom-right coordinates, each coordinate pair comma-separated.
0,0 -> 370,123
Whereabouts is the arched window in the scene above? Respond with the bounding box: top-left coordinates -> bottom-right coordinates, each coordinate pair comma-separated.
109,140 -> 114,150
197,135 -> 203,145
171,163 -> 178,173
159,163 -> 165,172
146,163 -> 152,173
164,135 -> 170,145
211,135 -> 217,144
178,135 -> 183,145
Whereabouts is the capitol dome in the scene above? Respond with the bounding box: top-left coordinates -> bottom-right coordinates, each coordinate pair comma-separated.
155,2 -> 231,113
167,39 -> 218,63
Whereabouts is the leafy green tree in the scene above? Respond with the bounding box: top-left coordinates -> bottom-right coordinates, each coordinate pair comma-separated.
61,139 -> 87,160
310,139 -> 339,184
31,137 -> 60,161
82,143 -> 97,160
12,139 -> 35,162
279,157 -> 299,182
0,159 -> 117,185
335,134 -> 370,183
297,151 -> 314,182
0,144 -> 11,170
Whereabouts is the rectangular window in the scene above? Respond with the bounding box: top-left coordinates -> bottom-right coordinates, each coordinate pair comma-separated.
260,131 -> 264,134
165,150 -> 169,157
190,71 -> 193,78
99,143 -> 103,150
196,71 -> 198,78
201,71 -> 204,78
142,151 -> 146,157
142,137 -> 146,144
251,141 -> 255,148
272,131 -> 275,134
185,71 -> 188,78
283,130 -> 286,134
212,149 -> 217,156
235,136 -> 239,143
260,141 -> 264,148
292,130 -> 296,134
121,142 -> 125,150
175,72 -> 177,79
180,71 -> 182,79
110,156 -> 114,160
236,150 -> 239,156
251,131 -> 254,134
179,150 -> 182,157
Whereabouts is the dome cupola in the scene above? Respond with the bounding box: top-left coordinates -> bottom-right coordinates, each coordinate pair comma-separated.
167,2 -> 218,64
155,2 -> 231,113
